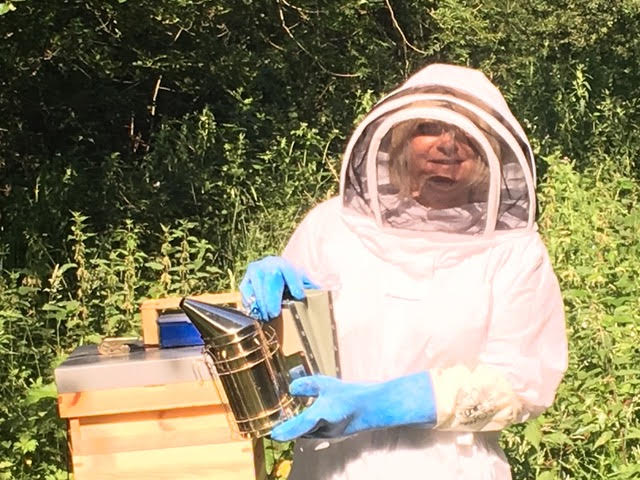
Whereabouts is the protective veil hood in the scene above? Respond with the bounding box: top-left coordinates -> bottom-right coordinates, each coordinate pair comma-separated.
340,64 -> 536,236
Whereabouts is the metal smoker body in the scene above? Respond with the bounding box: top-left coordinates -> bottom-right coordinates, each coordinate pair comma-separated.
180,298 -> 303,439
280,289 -> 341,379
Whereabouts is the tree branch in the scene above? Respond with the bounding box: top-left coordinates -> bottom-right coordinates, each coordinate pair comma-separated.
384,0 -> 428,55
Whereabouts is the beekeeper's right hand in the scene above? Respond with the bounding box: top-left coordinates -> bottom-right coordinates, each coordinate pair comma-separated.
239,256 -> 319,321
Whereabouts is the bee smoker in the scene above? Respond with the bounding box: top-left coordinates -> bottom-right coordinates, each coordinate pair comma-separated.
180,297 -> 304,439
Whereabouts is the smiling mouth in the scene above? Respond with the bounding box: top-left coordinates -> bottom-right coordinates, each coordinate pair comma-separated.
429,158 -> 463,165
427,175 -> 457,187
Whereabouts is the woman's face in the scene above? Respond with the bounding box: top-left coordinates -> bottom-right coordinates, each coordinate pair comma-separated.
407,124 -> 481,209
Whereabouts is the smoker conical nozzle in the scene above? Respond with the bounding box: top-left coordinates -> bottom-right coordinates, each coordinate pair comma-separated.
179,297 -> 256,344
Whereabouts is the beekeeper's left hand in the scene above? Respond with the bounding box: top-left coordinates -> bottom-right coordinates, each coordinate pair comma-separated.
270,374 -> 436,441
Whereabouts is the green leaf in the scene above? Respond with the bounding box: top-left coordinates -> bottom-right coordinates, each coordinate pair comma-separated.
59,300 -> 80,312
17,286 -> 38,295
264,440 -> 275,474
57,263 -> 78,275
544,432 -> 570,445
15,435 -> 37,454
625,428 -> 640,440
41,303 -> 64,312
537,472 -> 557,480
593,431 -> 613,448
524,421 -> 542,450
25,381 -> 58,404
0,3 -> 16,15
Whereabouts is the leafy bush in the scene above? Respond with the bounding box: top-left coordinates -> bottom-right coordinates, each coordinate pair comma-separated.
501,155 -> 640,479
1,1 -> 640,479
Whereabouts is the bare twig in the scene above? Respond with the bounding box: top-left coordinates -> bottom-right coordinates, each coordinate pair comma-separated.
384,0 -> 428,55
71,63 -> 91,79
149,75 -> 162,118
129,113 -> 144,153
261,32 -> 285,51
86,3 -> 121,38
276,0 -> 360,78
173,27 -> 184,43
141,75 -> 163,153
42,47 -> 61,61
280,0 -> 313,20
217,23 -> 230,38
322,134 -> 340,184
317,77 -> 335,103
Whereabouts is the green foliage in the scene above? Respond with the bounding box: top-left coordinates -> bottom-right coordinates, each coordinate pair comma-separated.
3,0 -> 640,270
1,1 -> 640,478
501,154 -> 640,479
0,218 -> 227,478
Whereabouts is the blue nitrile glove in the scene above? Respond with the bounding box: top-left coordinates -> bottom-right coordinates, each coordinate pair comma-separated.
270,373 -> 436,441
239,256 -> 319,321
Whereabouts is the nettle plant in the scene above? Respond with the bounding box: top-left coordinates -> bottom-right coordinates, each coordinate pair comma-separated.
501,154 -> 640,480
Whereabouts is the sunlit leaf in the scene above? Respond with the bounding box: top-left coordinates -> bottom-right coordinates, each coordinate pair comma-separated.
524,421 -> 542,450
0,3 -> 16,15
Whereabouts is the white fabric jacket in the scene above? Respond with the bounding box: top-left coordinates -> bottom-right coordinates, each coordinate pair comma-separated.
281,64 -> 568,480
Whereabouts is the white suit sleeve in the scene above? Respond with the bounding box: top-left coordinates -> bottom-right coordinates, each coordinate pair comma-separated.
281,198 -> 342,290
432,234 -> 568,431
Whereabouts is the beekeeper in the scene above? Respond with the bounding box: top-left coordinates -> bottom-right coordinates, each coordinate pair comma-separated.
240,63 -> 568,479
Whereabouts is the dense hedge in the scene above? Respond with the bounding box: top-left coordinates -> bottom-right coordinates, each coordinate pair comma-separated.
3,0 -> 640,270
0,1 -> 639,479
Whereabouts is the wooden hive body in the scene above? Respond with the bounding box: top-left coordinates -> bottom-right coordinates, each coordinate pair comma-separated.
56,293 -> 265,480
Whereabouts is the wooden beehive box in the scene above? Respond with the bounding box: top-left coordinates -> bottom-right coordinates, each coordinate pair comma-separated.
55,292 -> 266,480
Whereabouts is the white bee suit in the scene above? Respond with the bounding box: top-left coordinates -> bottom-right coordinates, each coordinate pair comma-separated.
282,64 -> 568,480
